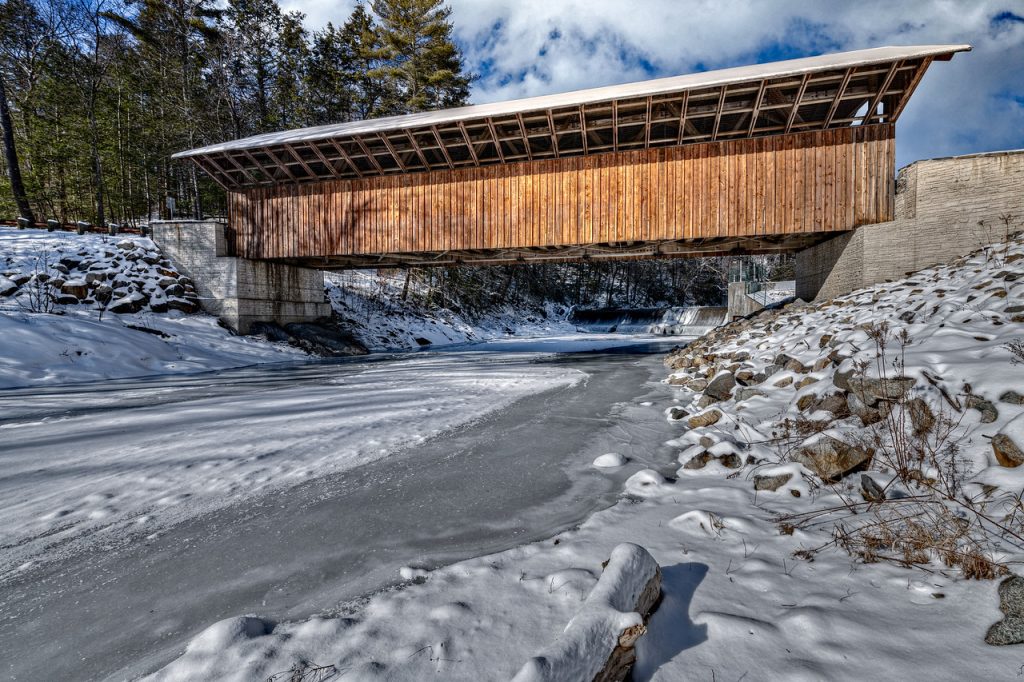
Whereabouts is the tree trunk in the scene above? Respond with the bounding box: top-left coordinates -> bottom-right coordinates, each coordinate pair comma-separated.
0,71 -> 36,224
90,108 -> 106,226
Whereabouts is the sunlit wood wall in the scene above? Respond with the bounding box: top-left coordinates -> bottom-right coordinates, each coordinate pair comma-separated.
228,124 -> 894,261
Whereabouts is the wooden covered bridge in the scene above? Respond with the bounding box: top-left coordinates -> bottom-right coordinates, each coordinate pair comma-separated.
174,45 -> 969,269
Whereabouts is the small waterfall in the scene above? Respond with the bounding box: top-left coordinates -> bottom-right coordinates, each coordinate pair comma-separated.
569,306 -> 728,337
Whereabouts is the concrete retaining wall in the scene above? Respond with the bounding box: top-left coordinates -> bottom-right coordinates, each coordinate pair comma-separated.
797,150 -> 1024,300
151,220 -> 331,333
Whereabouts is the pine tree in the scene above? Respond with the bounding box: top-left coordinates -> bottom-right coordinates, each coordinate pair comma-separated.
340,2 -> 393,120
305,23 -> 351,126
272,11 -> 309,129
224,0 -> 282,133
370,0 -> 471,113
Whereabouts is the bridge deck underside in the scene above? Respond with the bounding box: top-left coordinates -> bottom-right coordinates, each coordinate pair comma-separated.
228,125 -> 894,268
279,232 -> 834,269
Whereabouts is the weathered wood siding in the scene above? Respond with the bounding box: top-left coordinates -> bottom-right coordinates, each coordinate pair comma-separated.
228,124 -> 894,260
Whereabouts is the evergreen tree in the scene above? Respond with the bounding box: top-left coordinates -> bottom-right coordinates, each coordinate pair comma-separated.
370,0 -> 471,113
304,22 -> 352,126
224,0 -> 282,133
341,2 -> 393,119
272,11 -> 308,128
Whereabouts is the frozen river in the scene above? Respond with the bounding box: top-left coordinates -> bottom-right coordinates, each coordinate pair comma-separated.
0,336 -> 686,680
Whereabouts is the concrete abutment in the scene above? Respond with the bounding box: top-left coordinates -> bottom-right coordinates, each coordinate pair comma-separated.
150,220 -> 331,334
797,150 -> 1024,301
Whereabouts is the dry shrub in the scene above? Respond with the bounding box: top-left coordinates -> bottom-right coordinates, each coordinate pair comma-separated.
780,323 -> 1024,580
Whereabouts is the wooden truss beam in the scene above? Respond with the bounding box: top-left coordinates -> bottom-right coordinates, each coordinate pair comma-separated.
329,139 -> 363,178
890,57 -> 933,121
353,136 -> 385,174
458,121 -> 480,166
306,142 -> 344,179
823,68 -> 854,128
863,60 -> 901,125
785,73 -> 811,134
431,126 -> 455,169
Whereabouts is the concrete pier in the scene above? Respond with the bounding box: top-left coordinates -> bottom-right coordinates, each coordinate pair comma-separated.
797,150 -> 1024,301
150,220 -> 331,334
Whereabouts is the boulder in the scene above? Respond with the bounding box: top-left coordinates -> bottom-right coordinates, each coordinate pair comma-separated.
860,474 -> 886,502
792,436 -> 874,481
735,387 -> 766,402
93,285 -> 113,303
685,378 -> 708,392
11,273 -> 29,286
703,372 -> 736,402
993,434 -> 1024,468
999,391 -> 1024,406
833,368 -> 854,392
719,453 -> 742,469
753,472 -> 793,492
0,276 -> 17,296
847,392 -> 887,426
60,280 -> 89,300
966,395 -> 999,424
108,294 -> 145,314
163,283 -> 185,297
986,576 -> 1024,645
687,409 -> 722,429
784,358 -> 808,374
735,369 -> 755,385
800,391 -> 850,418
682,450 -> 713,470
773,376 -> 794,388
166,297 -> 200,313
55,294 -> 80,305
846,376 -> 916,406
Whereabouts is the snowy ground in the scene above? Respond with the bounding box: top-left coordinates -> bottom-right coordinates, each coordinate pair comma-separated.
148,237 -> 1024,680
0,227 -> 308,388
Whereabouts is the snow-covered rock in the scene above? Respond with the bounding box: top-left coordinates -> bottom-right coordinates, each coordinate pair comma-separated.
593,453 -> 628,468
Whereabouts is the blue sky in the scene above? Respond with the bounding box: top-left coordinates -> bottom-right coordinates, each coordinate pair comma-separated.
287,0 -> 1024,168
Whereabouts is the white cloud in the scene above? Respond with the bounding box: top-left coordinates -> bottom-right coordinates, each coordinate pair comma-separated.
293,0 -> 1024,166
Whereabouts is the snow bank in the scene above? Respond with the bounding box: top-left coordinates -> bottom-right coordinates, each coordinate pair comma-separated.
0,227 -> 308,388
513,543 -> 660,682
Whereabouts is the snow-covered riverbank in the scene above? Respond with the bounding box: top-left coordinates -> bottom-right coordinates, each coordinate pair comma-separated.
0,227 -> 312,388
148,235 -> 1024,680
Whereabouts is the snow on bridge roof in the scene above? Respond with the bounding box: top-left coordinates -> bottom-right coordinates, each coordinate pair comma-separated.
175,44 -> 970,188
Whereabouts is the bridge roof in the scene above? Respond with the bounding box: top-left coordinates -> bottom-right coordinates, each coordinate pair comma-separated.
176,44 -> 969,189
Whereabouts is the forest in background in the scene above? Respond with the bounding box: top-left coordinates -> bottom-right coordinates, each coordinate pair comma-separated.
0,0 -> 470,226
0,0 -> 790,311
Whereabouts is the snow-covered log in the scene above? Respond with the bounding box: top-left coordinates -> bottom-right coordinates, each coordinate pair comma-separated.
512,543 -> 662,682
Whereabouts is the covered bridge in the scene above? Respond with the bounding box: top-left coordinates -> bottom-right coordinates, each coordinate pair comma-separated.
173,44 -> 969,270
